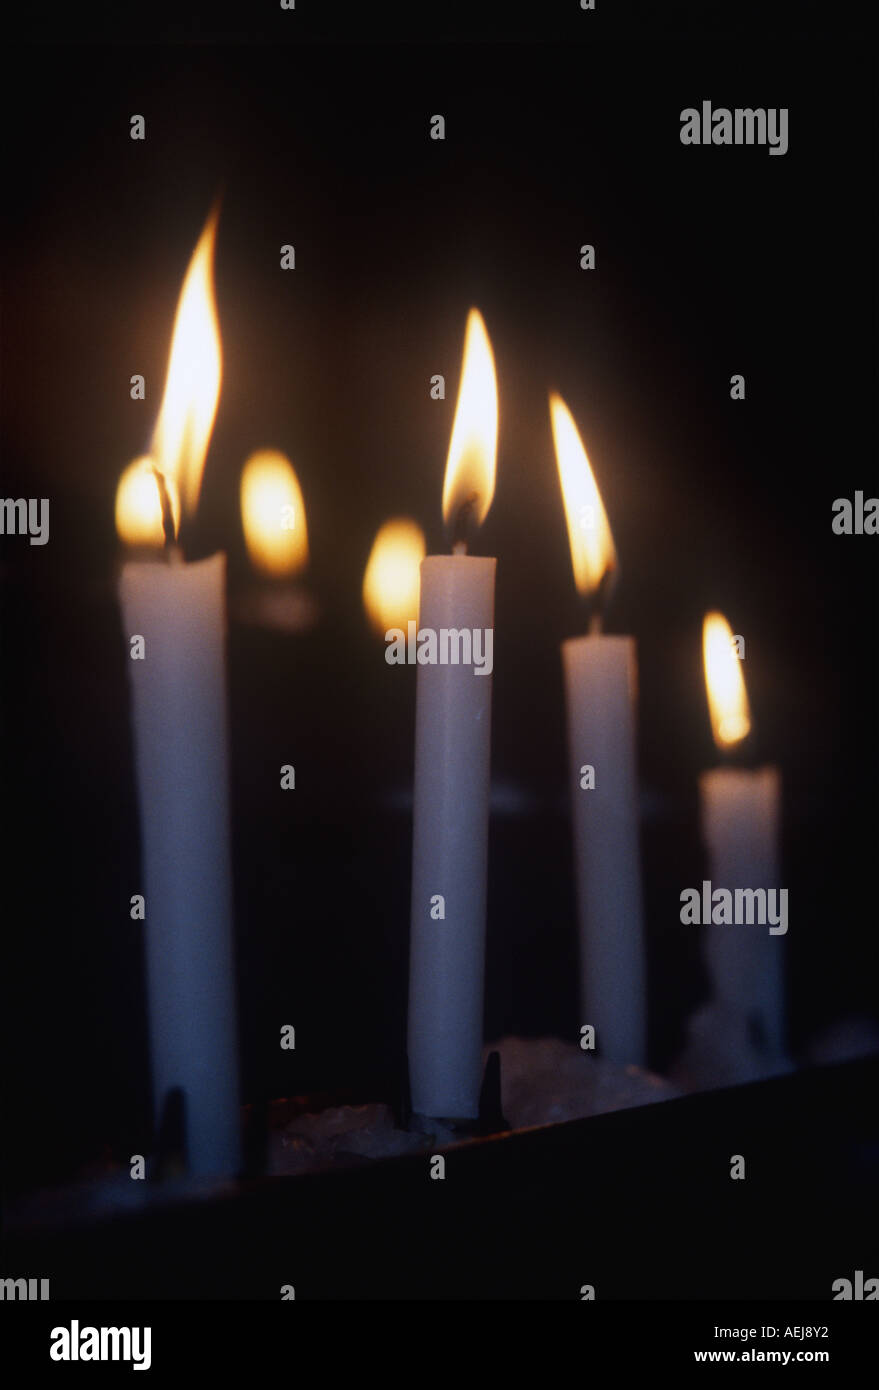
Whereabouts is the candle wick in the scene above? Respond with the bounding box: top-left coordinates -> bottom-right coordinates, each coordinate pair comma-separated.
449,493 -> 479,555
151,465 -> 178,555
586,565 -> 615,636
717,733 -> 752,768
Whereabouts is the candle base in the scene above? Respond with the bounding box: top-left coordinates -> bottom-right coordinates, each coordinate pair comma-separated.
401,1049 -> 509,1139
153,1087 -> 188,1181
152,1086 -> 246,1182
7,1060 -> 875,1300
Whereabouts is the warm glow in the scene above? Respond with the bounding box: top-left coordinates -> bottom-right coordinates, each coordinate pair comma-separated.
114,456 -> 181,547
550,392 -> 617,596
240,450 -> 309,577
441,309 -> 498,530
362,518 -> 426,634
149,207 -> 222,523
703,611 -> 752,749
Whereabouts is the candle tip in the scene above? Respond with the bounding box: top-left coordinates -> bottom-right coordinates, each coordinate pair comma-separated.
585,565 -> 616,635
448,492 -> 479,554
151,465 -> 178,552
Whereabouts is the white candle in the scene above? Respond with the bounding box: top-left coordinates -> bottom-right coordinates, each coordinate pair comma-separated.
551,394 -> 646,1065
119,553 -> 241,1174
562,635 -> 646,1063
115,208 -> 241,1174
699,613 -> 785,1060
699,766 -> 784,1056
407,309 -> 498,1120
408,556 -> 496,1117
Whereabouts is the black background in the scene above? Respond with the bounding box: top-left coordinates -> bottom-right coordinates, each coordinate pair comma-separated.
2,1 -> 876,1206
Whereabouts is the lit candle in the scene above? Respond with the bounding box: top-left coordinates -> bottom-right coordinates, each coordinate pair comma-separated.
698,611 -> 785,1062
407,309 -> 498,1121
551,393 -> 646,1065
115,209 -> 241,1176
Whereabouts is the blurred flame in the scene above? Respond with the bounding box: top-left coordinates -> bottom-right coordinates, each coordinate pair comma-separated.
703,611 -> 752,749
362,518 -> 426,634
114,456 -> 180,547
240,450 -> 309,577
149,207 -> 222,524
550,392 -> 617,596
441,309 -> 498,530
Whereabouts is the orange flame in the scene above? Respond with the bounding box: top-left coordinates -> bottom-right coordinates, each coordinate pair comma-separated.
703,611 -> 752,749
149,207 -> 222,527
240,450 -> 309,577
441,309 -> 498,531
550,392 -> 617,597
362,518 -> 426,634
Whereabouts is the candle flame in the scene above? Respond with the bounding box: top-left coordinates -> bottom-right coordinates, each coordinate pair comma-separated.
362,518 -> 426,634
550,392 -> 617,597
240,450 -> 309,577
441,309 -> 498,531
114,456 -> 181,547
703,610 -> 752,749
149,207 -> 223,525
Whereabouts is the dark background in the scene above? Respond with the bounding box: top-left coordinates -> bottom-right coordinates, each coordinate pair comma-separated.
2,4 -> 877,1196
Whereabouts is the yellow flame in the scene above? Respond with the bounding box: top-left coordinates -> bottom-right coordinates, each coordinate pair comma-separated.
441,309 -> 498,530
703,611 -> 752,749
149,207 -> 222,524
550,392 -> 617,596
362,518 -> 426,634
114,456 -> 181,547
240,450 -> 309,578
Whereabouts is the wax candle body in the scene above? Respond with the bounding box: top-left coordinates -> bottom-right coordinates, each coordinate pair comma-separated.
119,553 -> 241,1175
562,634 -> 646,1065
699,765 -> 784,1059
408,554 -> 496,1118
